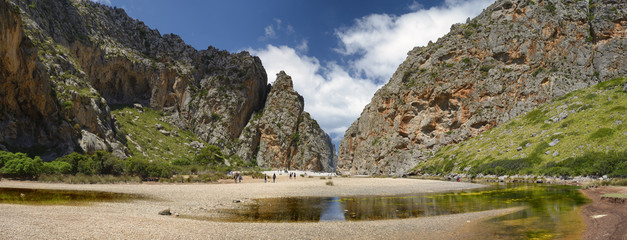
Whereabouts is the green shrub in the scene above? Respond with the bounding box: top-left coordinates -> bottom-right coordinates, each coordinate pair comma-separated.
55,152 -> 91,175
584,93 -> 597,100
172,157 -> 193,166
1,153 -> 43,178
532,67 -> 544,77
91,151 -> 125,175
595,77 -> 626,90
541,151 -> 626,177
250,171 -> 265,179
125,158 -> 172,179
42,161 -> 72,174
326,180 -> 334,186
523,109 -> 548,124
194,145 -> 224,165
589,128 -> 615,139
544,2 -> 556,14
290,132 -> 300,143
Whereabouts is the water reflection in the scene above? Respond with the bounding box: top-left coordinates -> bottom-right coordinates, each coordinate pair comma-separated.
217,184 -> 588,226
319,197 -> 346,221
0,187 -> 143,205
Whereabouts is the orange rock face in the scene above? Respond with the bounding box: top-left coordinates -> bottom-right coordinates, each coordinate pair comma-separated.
338,0 -> 627,176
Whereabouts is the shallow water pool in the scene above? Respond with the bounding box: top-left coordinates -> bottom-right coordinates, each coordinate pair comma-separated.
0,187 -> 144,205
214,184 -> 589,239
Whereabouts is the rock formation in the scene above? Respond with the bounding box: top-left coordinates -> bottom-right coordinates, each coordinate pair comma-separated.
0,0 -> 336,170
237,72 -> 337,172
338,0 -> 626,176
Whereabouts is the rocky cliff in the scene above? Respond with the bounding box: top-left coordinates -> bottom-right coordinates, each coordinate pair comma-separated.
237,72 -> 337,172
0,0 -> 336,170
338,0 -> 626,176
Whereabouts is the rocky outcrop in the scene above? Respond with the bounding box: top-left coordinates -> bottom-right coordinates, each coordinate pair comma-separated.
0,0 -> 265,158
237,72 -> 336,172
0,0 -> 115,159
338,0 -> 626,176
1,0 -> 336,170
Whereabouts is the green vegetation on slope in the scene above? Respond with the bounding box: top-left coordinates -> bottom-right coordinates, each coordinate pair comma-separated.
413,77 -> 627,177
111,106 -> 204,163
112,105 -> 256,172
0,106 -> 261,182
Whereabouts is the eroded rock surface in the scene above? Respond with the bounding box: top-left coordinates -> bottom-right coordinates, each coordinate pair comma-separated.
237,72 -> 336,172
1,0 -> 335,169
338,0 -> 626,176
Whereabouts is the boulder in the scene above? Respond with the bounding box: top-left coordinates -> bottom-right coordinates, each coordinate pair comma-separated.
548,138 -> 559,147
158,208 -> 171,215
133,103 -> 144,112
79,130 -> 108,154
190,141 -> 204,149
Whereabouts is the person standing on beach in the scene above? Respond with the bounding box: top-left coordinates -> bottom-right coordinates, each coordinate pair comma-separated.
264,174 -> 267,183
273,173 -> 276,183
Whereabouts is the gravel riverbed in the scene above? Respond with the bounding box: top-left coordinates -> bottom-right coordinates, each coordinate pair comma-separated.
0,176 -> 521,239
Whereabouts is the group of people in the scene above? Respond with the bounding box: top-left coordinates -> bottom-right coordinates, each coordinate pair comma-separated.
233,172 -> 243,183
264,173 -> 277,183
232,170 -> 312,184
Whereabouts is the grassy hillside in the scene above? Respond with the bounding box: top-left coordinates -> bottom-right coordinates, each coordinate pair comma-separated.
413,77 -> 627,177
111,106 -> 205,163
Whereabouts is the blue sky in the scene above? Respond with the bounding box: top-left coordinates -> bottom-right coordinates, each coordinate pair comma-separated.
95,0 -> 495,148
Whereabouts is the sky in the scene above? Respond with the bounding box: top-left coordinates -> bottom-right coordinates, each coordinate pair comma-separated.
94,0 -> 495,148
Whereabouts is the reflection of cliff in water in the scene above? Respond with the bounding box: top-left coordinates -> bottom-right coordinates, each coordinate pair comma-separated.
320,197 -> 346,221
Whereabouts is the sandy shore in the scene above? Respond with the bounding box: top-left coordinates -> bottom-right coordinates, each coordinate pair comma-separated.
0,176 -> 522,239
580,186 -> 627,240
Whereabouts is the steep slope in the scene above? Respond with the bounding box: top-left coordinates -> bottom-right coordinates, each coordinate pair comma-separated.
338,0 -> 626,176
415,76 -> 626,177
237,72 -> 337,172
0,0 -> 121,159
0,0 -> 336,170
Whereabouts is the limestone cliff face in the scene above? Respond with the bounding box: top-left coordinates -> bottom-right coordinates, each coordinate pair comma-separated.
237,72 -> 336,172
0,0 -> 268,158
338,0 -> 626,176
1,0 -> 336,170
0,0 -> 118,159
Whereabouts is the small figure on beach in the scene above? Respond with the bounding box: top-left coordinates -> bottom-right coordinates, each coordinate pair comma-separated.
273,173 -> 276,183
264,174 -> 267,183
239,175 -> 243,183
234,173 -> 238,183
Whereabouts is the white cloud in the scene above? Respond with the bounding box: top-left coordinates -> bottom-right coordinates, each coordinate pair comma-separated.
261,18 -> 296,41
408,1 -> 424,11
90,0 -> 112,5
264,25 -> 276,39
295,39 -> 309,53
336,0 -> 493,82
249,45 -> 381,143
251,0 -> 494,145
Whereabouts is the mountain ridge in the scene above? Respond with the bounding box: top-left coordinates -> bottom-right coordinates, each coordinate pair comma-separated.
0,0 -> 336,171
338,0 -> 626,176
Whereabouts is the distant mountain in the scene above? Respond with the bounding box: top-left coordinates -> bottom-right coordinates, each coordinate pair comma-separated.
338,0 -> 626,176
0,0 -> 336,171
